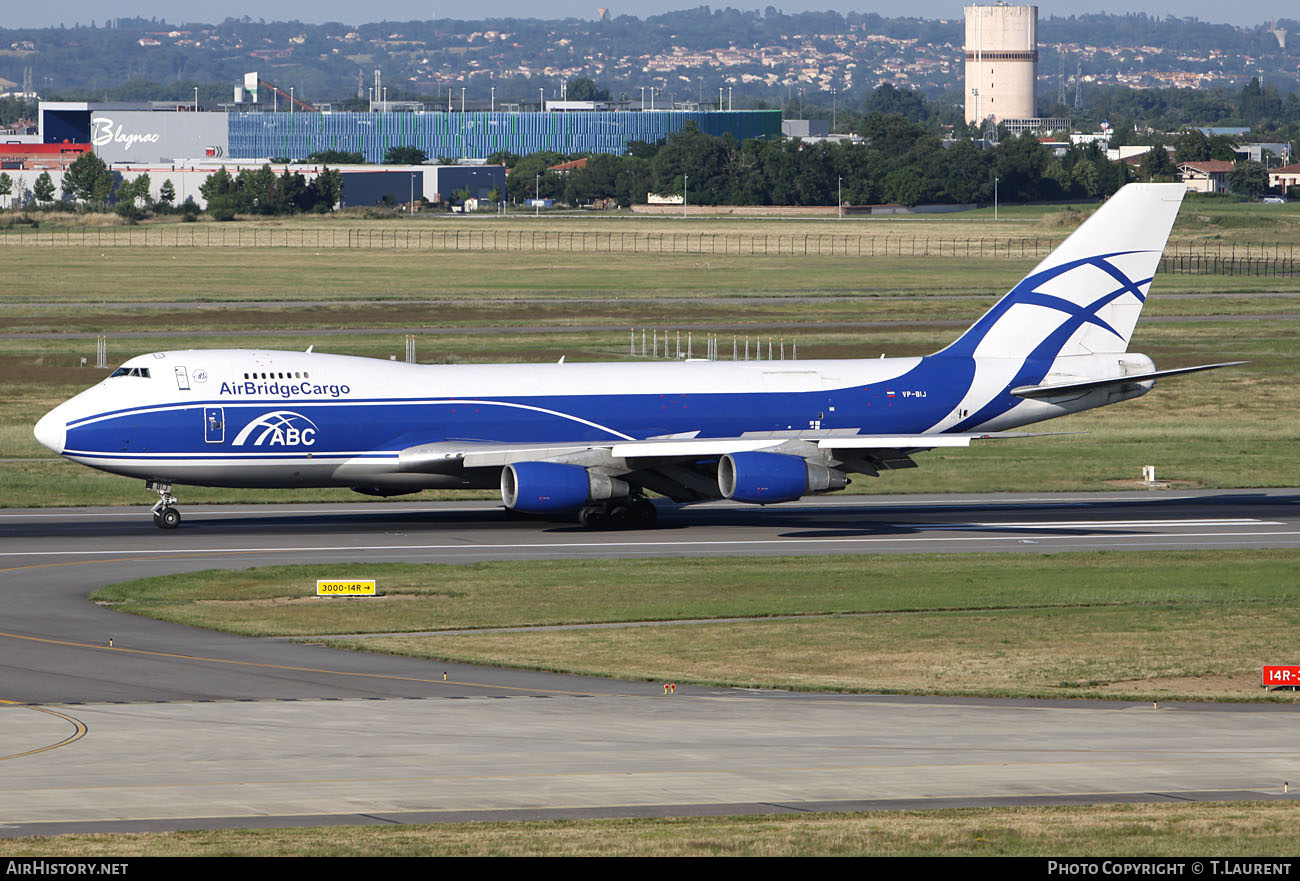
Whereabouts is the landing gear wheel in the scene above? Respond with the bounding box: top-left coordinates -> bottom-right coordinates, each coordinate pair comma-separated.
578,499 -> 657,529
146,480 -> 181,530
578,505 -> 608,528
628,499 -> 658,527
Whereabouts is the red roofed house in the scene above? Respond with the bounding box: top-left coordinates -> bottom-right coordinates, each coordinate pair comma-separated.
547,157 -> 588,174
1268,163 -> 1300,193
1177,160 -> 1235,194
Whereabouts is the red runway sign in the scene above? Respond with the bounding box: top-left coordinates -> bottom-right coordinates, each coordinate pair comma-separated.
1262,665 -> 1300,686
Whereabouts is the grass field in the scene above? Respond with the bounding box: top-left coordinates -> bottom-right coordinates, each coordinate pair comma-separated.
91,550 -> 1300,702
4,802 -> 1300,856
4,193 -> 1300,243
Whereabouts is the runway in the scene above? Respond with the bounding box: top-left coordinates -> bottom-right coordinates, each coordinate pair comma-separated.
2,489 -> 1299,835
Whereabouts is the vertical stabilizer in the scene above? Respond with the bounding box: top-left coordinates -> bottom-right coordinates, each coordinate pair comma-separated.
938,183 -> 1185,360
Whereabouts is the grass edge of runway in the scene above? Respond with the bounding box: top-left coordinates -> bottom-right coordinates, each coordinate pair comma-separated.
91,549 -> 1300,703
4,801 -> 1300,856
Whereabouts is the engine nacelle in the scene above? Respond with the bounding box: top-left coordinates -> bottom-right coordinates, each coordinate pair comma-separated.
718,452 -> 848,504
501,461 -> 629,513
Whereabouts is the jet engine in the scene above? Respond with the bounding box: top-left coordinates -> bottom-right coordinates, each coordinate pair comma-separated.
717,451 -> 847,504
501,461 -> 629,513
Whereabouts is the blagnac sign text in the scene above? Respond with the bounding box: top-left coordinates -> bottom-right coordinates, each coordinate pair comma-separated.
90,117 -> 161,151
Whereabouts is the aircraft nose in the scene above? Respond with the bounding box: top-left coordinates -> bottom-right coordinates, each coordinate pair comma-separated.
34,407 -> 67,454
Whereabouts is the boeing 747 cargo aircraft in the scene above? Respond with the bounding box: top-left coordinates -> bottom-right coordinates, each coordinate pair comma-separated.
34,183 -> 1238,528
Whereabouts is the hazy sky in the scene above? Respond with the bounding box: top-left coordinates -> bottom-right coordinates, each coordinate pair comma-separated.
3,2 -> 1291,29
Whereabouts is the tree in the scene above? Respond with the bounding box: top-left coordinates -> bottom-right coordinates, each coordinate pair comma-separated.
994,133 -> 1052,202
1207,135 -> 1239,161
63,151 -> 114,207
307,167 -> 343,212
306,150 -> 364,164
566,77 -> 610,102
864,83 -> 928,123
159,179 -> 176,208
0,172 -> 11,210
1173,129 -> 1210,164
33,171 -> 55,204
198,167 -> 234,202
1138,144 -> 1177,182
383,146 -> 427,165
123,173 -> 151,207
1228,160 -> 1269,197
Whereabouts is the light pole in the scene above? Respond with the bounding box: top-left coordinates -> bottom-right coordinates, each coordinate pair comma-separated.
289,86 -> 294,117
539,87 -> 544,110
491,85 -> 495,112
697,76 -> 703,106
639,86 -> 645,111
535,173 -> 540,217
193,86 -> 198,111
838,176 -> 842,220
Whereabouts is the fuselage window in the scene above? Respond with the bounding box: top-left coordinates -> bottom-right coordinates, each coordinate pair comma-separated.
109,367 -> 151,378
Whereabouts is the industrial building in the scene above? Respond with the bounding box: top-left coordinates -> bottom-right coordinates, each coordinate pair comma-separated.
38,101 -> 780,166
0,157 -> 505,211
2,96 -> 779,209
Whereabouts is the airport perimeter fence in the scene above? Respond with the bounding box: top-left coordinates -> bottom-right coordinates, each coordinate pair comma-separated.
2,224 -> 1297,275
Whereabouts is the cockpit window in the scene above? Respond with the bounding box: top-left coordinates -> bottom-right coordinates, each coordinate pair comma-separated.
109,367 -> 151,378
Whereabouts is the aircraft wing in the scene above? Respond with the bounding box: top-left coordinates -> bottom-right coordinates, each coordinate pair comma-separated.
395,431 -> 1043,501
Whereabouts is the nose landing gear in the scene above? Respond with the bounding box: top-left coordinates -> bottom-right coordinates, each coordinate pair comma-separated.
147,480 -> 181,529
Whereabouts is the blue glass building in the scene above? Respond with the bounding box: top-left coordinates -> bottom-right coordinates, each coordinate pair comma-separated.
229,110 -> 781,162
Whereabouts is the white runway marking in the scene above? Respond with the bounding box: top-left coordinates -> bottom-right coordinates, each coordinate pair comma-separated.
2,527 -> 1298,559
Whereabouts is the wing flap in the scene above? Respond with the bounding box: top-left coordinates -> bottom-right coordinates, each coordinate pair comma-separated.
397,431 -> 1043,472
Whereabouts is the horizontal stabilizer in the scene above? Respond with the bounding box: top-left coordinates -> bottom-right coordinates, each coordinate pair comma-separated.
1010,362 -> 1248,399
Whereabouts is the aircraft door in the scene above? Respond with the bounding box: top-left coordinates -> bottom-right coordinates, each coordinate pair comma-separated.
204,407 -> 225,444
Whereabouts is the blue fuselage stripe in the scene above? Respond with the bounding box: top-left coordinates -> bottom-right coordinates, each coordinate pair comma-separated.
63,361 -> 1010,459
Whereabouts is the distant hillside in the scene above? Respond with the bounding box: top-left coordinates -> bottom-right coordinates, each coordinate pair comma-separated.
1,11 -> 1296,108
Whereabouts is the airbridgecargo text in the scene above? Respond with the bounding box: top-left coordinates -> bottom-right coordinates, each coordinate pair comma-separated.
1048,863 -> 1291,876
220,381 -> 351,399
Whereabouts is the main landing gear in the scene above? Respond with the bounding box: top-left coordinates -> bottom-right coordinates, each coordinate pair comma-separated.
577,497 -> 658,529
147,480 -> 181,529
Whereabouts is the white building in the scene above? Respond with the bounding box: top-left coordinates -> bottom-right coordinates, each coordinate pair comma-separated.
964,4 -> 1038,126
